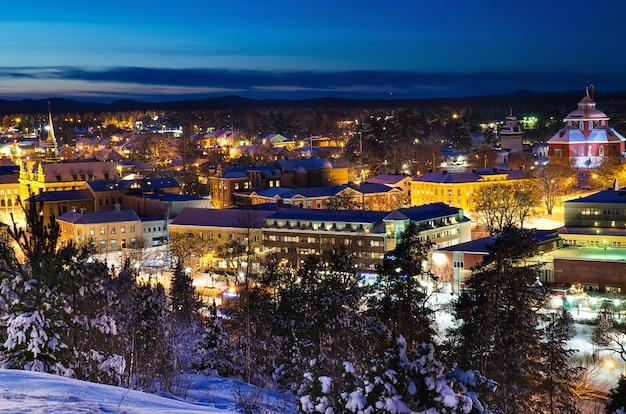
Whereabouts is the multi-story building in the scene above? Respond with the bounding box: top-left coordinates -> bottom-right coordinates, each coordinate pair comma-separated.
559,187 -> 626,247
246,183 -> 404,211
262,203 -> 471,270
171,203 -> 471,272
410,168 -> 532,211
33,189 -> 94,225
18,160 -> 120,200
433,229 -> 562,293
56,207 -> 142,252
209,158 -> 349,209
365,174 -> 413,206
169,208 -> 273,270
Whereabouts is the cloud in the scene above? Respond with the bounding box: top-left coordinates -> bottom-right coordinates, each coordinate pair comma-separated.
0,66 -> 624,100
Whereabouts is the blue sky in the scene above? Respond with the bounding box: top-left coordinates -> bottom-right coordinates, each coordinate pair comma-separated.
2,0 -> 626,102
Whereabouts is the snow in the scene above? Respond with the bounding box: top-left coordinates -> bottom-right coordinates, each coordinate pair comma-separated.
0,369 -> 297,413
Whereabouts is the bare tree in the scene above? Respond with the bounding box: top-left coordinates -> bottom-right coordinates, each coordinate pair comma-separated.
134,132 -> 177,169
470,182 -> 540,234
533,158 -> 577,215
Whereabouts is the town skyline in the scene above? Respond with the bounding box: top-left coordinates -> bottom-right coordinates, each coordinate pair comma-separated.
3,0 -> 626,102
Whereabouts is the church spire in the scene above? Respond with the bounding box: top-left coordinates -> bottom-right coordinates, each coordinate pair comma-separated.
45,101 -> 58,163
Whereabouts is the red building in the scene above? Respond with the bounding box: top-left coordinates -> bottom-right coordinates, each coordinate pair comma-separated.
547,89 -> 626,168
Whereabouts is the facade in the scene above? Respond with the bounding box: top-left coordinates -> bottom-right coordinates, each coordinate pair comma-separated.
0,173 -> 21,216
209,159 -> 349,209
19,160 -> 120,200
56,207 -> 142,252
169,208 -> 273,270
247,183 -> 404,211
547,89 -> 626,168
365,174 -> 413,206
86,177 -> 180,213
410,168 -> 532,211
559,188 -> 626,247
32,189 -> 94,226
262,203 -> 471,270
171,203 -> 471,272
433,230 -> 562,293
498,110 -> 523,152
141,217 -> 169,247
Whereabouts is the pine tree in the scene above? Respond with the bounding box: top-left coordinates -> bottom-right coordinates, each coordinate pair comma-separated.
370,221 -> 435,349
269,251 -> 386,404
541,309 -> 581,414
451,226 -> 563,413
192,301 -> 242,378
130,281 -> 173,391
606,375 -> 626,414
66,257 -> 125,385
0,197 -> 120,380
337,335 -> 494,413
169,262 -> 200,328
110,260 -> 173,391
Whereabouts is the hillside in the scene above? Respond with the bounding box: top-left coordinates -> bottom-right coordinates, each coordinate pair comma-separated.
0,369 -> 296,413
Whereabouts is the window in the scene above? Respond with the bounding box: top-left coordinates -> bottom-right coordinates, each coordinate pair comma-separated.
120,226 -> 125,233
110,240 -> 117,249
90,228 -> 95,236
110,226 -> 115,234
130,225 -> 135,233
100,227 -> 105,235
99,240 -> 106,249
606,285 -> 621,295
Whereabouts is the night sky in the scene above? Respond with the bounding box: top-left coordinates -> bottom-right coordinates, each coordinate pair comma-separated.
2,0 -> 626,102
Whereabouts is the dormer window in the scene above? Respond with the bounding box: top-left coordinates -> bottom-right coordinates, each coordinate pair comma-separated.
71,172 -> 77,180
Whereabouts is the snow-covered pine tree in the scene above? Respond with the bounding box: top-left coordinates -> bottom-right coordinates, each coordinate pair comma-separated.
130,281 -> 173,391
192,301 -> 243,378
541,308 -> 581,414
451,226 -> 560,413
298,357 -> 334,414
65,257 -> 125,385
606,375 -> 626,414
338,335 -> 494,414
0,197 -> 76,375
0,196 -> 120,381
370,221 -> 436,349
110,260 -> 174,392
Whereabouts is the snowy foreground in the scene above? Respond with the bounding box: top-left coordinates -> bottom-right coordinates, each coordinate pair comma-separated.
0,369 -> 297,413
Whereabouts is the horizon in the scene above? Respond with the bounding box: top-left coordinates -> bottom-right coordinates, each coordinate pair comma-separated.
2,1 -> 626,103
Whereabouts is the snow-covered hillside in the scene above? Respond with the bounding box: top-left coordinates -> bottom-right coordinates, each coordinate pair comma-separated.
0,369 -> 296,413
